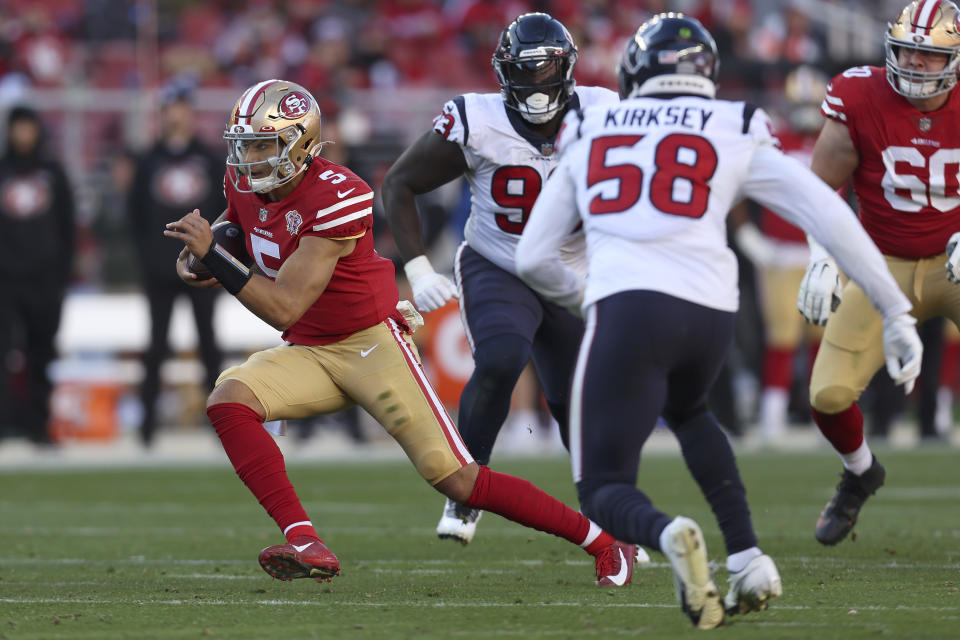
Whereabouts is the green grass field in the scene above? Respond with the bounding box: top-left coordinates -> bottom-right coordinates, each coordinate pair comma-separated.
2,447 -> 958,639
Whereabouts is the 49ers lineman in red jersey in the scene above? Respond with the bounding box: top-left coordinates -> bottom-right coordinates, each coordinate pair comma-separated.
164,79 -> 637,585
798,0 -> 960,545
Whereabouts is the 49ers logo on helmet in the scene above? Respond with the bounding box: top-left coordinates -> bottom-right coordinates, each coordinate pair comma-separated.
279,92 -> 310,118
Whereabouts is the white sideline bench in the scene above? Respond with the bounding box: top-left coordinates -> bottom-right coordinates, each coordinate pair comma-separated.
51,292 -> 281,385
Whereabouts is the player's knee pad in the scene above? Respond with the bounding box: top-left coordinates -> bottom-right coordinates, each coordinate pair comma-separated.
472,334 -> 532,387
810,384 -> 857,415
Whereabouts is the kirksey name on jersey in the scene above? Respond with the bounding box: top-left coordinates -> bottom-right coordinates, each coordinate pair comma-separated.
432,86 -> 619,276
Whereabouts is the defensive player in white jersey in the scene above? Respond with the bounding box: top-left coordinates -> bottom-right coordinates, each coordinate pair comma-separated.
515,13 -> 923,629
382,12 -> 619,545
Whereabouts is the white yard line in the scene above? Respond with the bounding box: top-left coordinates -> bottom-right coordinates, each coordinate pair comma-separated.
2,555 -> 958,570
0,597 -> 957,613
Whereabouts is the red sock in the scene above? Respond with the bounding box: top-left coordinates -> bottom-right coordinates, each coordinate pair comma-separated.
941,341 -> 960,390
206,403 -> 320,543
811,403 -> 864,454
463,465 -> 615,555
763,347 -> 793,389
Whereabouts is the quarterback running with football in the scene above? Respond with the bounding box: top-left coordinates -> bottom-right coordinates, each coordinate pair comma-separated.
515,13 -> 922,629
797,0 -> 960,546
382,12 -> 620,546
164,79 -> 636,587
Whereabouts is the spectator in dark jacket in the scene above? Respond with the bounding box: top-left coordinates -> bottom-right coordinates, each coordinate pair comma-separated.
128,85 -> 226,447
0,105 -> 75,445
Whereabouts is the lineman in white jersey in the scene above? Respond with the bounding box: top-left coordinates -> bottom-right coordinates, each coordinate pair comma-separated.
442,89 -> 612,278
515,13 -> 922,629
383,12 -> 622,552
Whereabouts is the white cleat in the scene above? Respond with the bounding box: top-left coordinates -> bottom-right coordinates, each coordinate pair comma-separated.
661,516 -> 724,629
635,546 -> 652,565
436,498 -> 483,546
724,554 -> 782,614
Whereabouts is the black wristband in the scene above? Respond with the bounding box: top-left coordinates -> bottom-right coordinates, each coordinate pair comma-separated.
200,240 -> 252,295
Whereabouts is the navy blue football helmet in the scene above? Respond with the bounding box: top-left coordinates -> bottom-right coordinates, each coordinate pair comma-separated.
617,13 -> 719,99
492,13 -> 578,124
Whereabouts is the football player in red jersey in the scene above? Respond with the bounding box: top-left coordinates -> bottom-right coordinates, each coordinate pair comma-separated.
164,79 -> 637,586
798,0 -> 960,545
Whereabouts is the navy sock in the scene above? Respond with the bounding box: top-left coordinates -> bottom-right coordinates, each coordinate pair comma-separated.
578,482 -> 673,550
671,411 -> 757,554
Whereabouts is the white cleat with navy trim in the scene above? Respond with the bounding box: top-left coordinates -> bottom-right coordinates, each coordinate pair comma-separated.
661,516 -> 724,629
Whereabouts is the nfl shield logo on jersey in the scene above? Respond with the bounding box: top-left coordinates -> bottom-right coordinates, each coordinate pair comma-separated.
918,117 -> 932,132
259,207 -> 269,222
285,210 -> 303,235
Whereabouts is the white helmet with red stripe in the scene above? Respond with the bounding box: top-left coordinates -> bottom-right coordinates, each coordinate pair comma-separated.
224,79 -> 323,193
885,0 -> 960,98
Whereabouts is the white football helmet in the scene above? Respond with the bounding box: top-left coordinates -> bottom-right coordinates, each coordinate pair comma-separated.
224,79 -> 323,193
885,0 -> 960,99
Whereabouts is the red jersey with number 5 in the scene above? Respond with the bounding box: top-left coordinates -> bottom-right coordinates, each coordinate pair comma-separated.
224,157 -> 402,345
820,65 -> 960,258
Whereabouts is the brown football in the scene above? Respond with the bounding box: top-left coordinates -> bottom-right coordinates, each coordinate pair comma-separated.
187,221 -> 252,281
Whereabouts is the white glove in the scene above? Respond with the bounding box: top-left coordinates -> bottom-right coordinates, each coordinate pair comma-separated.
396,299 -> 424,334
797,257 -> 842,325
734,223 -> 777,268
882,313 -> 923,395
945,231 -> 960,283
403,255 -> 458,312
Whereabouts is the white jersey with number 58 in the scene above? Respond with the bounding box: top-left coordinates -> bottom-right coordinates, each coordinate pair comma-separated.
432,86 -> 619,276
517,95 -> 912,321
553,96 -> 773,311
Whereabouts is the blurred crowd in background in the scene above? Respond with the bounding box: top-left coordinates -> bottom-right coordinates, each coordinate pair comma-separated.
0,0 -> 955,449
